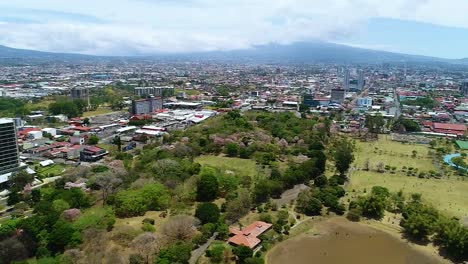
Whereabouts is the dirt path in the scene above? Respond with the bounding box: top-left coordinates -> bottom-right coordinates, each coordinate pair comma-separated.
272,184 -> 309,206
189,232 -> 218,264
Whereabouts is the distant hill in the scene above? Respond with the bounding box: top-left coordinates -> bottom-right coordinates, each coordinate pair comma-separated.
0,42 -> 467,65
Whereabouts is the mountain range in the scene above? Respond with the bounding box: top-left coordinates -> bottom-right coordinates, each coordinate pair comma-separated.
0,41 -> 467,65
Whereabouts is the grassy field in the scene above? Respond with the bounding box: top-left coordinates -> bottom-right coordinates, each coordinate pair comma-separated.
29,97 -> 55,111
349,135 -> 468,219
35,163 -> 67,178
195,155 -> 262,177
348,170 -> 468,218
353,135 -> 436,172
83,107 -> 115,117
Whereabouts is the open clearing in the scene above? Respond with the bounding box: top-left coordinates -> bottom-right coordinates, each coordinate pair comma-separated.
83,107 -> 115,117
267,217 -> 446,264
348,170 -> 468,219
350,136 -> 468,219
353,135 -> 436,172
195,155 -> 260,177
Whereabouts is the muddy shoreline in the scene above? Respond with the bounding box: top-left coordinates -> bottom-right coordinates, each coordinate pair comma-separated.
266,217 -> 448,264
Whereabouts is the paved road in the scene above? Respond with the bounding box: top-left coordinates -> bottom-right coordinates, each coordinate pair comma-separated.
189,232 -> 218,264
393,88 -> 402,118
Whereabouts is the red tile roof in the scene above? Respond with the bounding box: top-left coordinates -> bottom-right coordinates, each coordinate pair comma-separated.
432,123 -> 466,131
228,221 -> 272,249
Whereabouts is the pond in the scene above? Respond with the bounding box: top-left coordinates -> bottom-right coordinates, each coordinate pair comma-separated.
267,218 -> 443,264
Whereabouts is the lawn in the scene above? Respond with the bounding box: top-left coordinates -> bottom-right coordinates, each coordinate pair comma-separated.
195,155 -> 262,177
353,135 -> 436,172
348,170 -> 468,219
29,97 -> 55,111
175,88 -> 202,96
35,163 -> 67,178
83,107 -> 115,117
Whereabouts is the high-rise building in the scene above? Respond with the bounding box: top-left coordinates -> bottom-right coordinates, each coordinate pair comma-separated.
461,80 -> 468,96
357,70 -> 365,90
0,119 -> 20,184
134,87 -> 175,97
130,97 -> 163,115
331,89 -> 345,104
70,87 -> 90,107
343,69 -> 350,91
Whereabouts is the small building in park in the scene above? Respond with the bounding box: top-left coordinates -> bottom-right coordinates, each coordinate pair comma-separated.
228,221 -> 272,249
455,140 -> 468,150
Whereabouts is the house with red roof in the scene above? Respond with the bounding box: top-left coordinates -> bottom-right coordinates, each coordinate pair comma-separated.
228,221 -> 272,249
432,123 -> 466,136
80,146 -> 108,162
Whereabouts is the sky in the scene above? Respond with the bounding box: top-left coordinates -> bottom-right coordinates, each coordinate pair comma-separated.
1,0 -> 468,58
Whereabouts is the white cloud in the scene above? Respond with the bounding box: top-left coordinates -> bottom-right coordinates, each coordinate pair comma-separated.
0,0 -> 467,55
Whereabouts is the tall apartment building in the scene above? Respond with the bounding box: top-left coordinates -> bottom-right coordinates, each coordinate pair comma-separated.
70,87 -> 91,107
461,80 -> 468,96
130,97 -> 163,115
357,70 -> 365,91
331,89 -> 345,104
343,69 -> 350,91
134,86 -> 175,97
0,119 -> 20,184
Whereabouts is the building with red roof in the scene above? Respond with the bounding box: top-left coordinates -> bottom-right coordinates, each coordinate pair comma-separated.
228,221 -> 272,249
432,123 -> 466,136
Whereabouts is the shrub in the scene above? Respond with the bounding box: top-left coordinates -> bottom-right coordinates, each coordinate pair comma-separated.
142,218 -> 155,225
346,208 -> 362,222
142,223 -> 156,232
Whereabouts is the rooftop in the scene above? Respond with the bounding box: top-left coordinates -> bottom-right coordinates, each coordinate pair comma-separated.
228,221 -> 272,249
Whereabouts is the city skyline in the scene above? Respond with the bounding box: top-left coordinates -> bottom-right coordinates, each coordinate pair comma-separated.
1,1 -> 468,58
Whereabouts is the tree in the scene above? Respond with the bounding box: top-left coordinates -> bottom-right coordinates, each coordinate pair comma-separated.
0,237 -> 29,264
7,190 -> 21,206
363,159 -> 370,171
296,190 -> 323,216
95,173 -> 123,205
371,186 -> 390,199
162,215 -> 199,242
207,244 -> 225,263
9,169 -> 34,190
435,216 -> 468,261
452,156 -> 467,170
88,134 -> 99,145
131,233 -> 164,264
52,199 -> 71,213
346,208 -> 362,222
226,189 -> 252,222
365,114 -> 385,133
360,194 -> 387,220
226,143 -> 239,157
401,203 -> 439,242
376,161 -> 385,173
233,245 -> 253,263
113,136 -> 122,152
196,171 -> 219,202
314,175 -> 328,188
332,138 -> 355,176
49,220 -> 75,252
195,203 -> 220,224
156,242 -> 192,264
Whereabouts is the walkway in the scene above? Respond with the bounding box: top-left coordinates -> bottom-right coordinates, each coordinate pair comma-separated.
189,232 -> 218,264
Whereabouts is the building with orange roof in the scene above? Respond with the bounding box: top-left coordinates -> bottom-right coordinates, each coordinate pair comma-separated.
228,221 -> 272,249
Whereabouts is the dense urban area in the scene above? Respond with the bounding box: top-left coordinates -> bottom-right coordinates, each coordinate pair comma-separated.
0,60 -> 467,264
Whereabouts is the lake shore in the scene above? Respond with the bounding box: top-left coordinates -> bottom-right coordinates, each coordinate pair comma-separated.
266,217 -> 449,264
